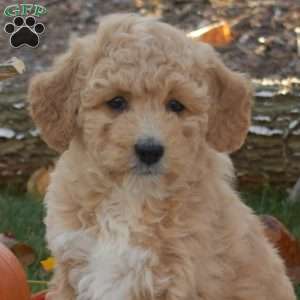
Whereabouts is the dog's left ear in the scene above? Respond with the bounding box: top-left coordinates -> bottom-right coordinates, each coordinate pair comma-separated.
28,39 -> 84,152
205,47 -> 252,153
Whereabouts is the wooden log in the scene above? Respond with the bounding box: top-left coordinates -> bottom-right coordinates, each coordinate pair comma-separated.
232,78 -> 300,186
0,79 -> 299,188
0,93 -> 56,188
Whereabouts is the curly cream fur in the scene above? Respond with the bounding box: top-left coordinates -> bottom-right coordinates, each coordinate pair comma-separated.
28,14 -> 295,300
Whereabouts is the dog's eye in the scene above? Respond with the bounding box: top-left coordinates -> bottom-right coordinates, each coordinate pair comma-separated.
166,99 -> 185,113
106,96 -> 128,112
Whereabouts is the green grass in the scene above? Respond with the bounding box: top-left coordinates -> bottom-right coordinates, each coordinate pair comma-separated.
243,186 -> 300,298
242,186 -> 300,239
0,189 -> 50,293
0,186 -> 299,296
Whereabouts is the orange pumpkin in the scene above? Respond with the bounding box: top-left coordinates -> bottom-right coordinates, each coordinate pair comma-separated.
0,243 -> 31,300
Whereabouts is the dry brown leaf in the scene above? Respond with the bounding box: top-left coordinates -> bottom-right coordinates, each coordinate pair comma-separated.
10,243 -> 37,268
27,166 -> 54,198
0,233 -> 37,268
187,21 -> 233,47
261,215 -> 300,284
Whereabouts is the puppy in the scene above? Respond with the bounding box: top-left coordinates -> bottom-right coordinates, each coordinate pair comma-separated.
29,14 -> 296,300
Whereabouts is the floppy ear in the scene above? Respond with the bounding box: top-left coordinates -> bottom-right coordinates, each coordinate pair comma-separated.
28,40 -> 84,152
205,49 -> 252,153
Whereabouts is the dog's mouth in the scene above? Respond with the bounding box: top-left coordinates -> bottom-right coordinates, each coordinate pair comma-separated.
131,161 -> 163,176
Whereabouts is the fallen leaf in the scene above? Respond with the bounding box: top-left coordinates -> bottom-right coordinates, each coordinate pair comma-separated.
11,243 -> 37,268
27,166 -> 54,198
261,215 -> 300,284
41,257 -> 56,272
187,21 -> 233,47
0,233 -> 37,267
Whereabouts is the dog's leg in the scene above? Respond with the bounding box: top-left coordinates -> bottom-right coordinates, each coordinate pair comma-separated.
230,222 -> 296,300
46,229 -> 96,300
44,191 -> 97,300
155,263 -> 200,300
46,265 -> 75,300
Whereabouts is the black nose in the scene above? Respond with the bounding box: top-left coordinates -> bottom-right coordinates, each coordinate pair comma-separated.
135,138 -> 164,166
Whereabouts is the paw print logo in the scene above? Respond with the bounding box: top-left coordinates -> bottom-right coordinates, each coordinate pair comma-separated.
4,16 -> 45,48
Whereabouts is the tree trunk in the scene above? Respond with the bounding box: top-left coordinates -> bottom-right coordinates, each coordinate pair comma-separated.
0,81 -> 299,188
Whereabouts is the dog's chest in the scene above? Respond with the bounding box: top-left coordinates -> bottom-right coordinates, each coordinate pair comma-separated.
76,238 -> 156,300
75,190 -> 163,300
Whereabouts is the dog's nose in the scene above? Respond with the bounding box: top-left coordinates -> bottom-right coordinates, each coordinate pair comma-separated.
135,138 -> 164,165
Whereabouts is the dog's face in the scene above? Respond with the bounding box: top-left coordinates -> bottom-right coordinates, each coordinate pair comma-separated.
78,40 -> 210,179
29,14 -> 251,181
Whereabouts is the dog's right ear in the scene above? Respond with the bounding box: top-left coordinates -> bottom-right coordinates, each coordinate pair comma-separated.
28,41 -> 83,152
199,44 -> 252,153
